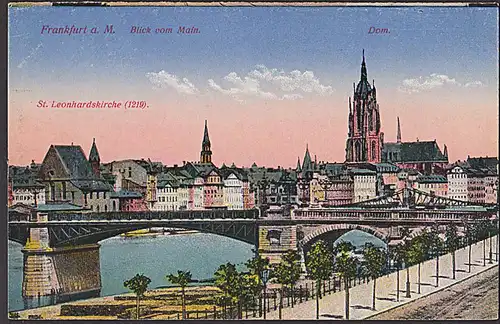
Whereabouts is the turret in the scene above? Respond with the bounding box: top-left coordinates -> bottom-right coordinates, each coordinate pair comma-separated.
89,138 -> 100,177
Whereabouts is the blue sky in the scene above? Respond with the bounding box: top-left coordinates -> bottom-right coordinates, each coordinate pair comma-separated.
8,6 -> 499,166
9,6 -> 498,89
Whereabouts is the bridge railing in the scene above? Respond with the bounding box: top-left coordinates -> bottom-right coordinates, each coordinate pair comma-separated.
44,209 -> 260,222
292,209 -> 492,221
292,209 -> 392,220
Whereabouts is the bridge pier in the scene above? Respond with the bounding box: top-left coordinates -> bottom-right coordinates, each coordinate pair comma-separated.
21,213 -> 101,302
22,244 -> 102,301
258,225 -> 297,265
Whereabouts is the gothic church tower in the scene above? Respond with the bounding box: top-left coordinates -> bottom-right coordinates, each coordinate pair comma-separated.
200,120 -> 212,163
345,51 -> 384,163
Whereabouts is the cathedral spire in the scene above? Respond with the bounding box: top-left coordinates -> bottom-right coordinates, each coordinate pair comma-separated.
361,49 -> 367,81
397,117 -> 402,143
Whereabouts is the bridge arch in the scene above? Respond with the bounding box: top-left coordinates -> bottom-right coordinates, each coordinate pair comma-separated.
299,224 -> 389,248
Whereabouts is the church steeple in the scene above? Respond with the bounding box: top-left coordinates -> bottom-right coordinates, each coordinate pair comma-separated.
200,120 -> 212,163
89,138 -> 101,177
397,117 -> 402,144
361,49 -> 367,81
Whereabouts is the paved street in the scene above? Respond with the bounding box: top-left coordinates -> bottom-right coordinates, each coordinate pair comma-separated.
370,266 -> 498,320
259,235 -> 499,320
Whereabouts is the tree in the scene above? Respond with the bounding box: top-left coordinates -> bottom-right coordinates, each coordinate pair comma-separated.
272,250 -> 301,319
445,223 -> 460,279
124,273 -> 151,320
361,243 -> 387,310
333,241 -> 358,320
463,222 -> 474,273
245,254 -> 271,316
214,263 -> 241,319
305,240 -> 333,320
166,270 -> 192,320
406,235 -> 426,294
400,227 -> 412,298
428,225 -> 444,287
389,243 -> 405,302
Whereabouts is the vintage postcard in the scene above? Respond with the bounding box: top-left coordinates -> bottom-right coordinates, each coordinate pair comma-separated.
7,2 -> 499,321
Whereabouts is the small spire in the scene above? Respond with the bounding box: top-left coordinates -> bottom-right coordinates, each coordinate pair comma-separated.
443,144 -> 448,158
362,49 -> 365,62
397,117 -> 402,144
349,97 -> 352,114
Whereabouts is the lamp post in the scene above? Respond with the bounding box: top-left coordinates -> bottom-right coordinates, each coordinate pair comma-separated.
261,269 -> 270,319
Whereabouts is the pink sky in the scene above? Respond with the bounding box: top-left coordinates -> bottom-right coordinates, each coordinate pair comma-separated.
8,79 -> 498,167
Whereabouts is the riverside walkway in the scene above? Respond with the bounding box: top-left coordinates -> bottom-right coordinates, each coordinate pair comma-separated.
260,235 -> 499,320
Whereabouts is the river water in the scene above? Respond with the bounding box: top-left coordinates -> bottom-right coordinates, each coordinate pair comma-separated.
8,230 -> 385,312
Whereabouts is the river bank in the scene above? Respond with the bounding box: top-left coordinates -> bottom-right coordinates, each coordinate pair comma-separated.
11,285 -> 224,320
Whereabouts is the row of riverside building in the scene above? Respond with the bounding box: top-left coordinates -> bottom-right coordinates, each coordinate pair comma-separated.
7,132 -> 498,213
8,52 -> 498,212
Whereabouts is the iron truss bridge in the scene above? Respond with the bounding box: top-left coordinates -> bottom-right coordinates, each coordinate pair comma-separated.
8,206 -> 497,248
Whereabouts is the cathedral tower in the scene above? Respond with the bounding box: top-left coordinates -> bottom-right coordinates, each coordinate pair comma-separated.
345,51 -> 383,163
200,120 -> 212,163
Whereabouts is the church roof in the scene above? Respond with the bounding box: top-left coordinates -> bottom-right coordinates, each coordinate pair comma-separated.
400,141 -> 447,163
54,145 -> 96,179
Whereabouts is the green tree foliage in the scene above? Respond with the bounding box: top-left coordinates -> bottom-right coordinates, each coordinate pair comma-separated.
306,240 -> 333,319
123,273 -> 151,320
361,243 -> 387,310
166,270 -> 192,320
333,241 -> 358,320
214,262 -> 245,318
272,250 -> 302,318
406,234 -> 426,294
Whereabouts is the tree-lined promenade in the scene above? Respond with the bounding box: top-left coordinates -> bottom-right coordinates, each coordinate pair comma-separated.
112,220 -> 498,320
262,233 -> 498,319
